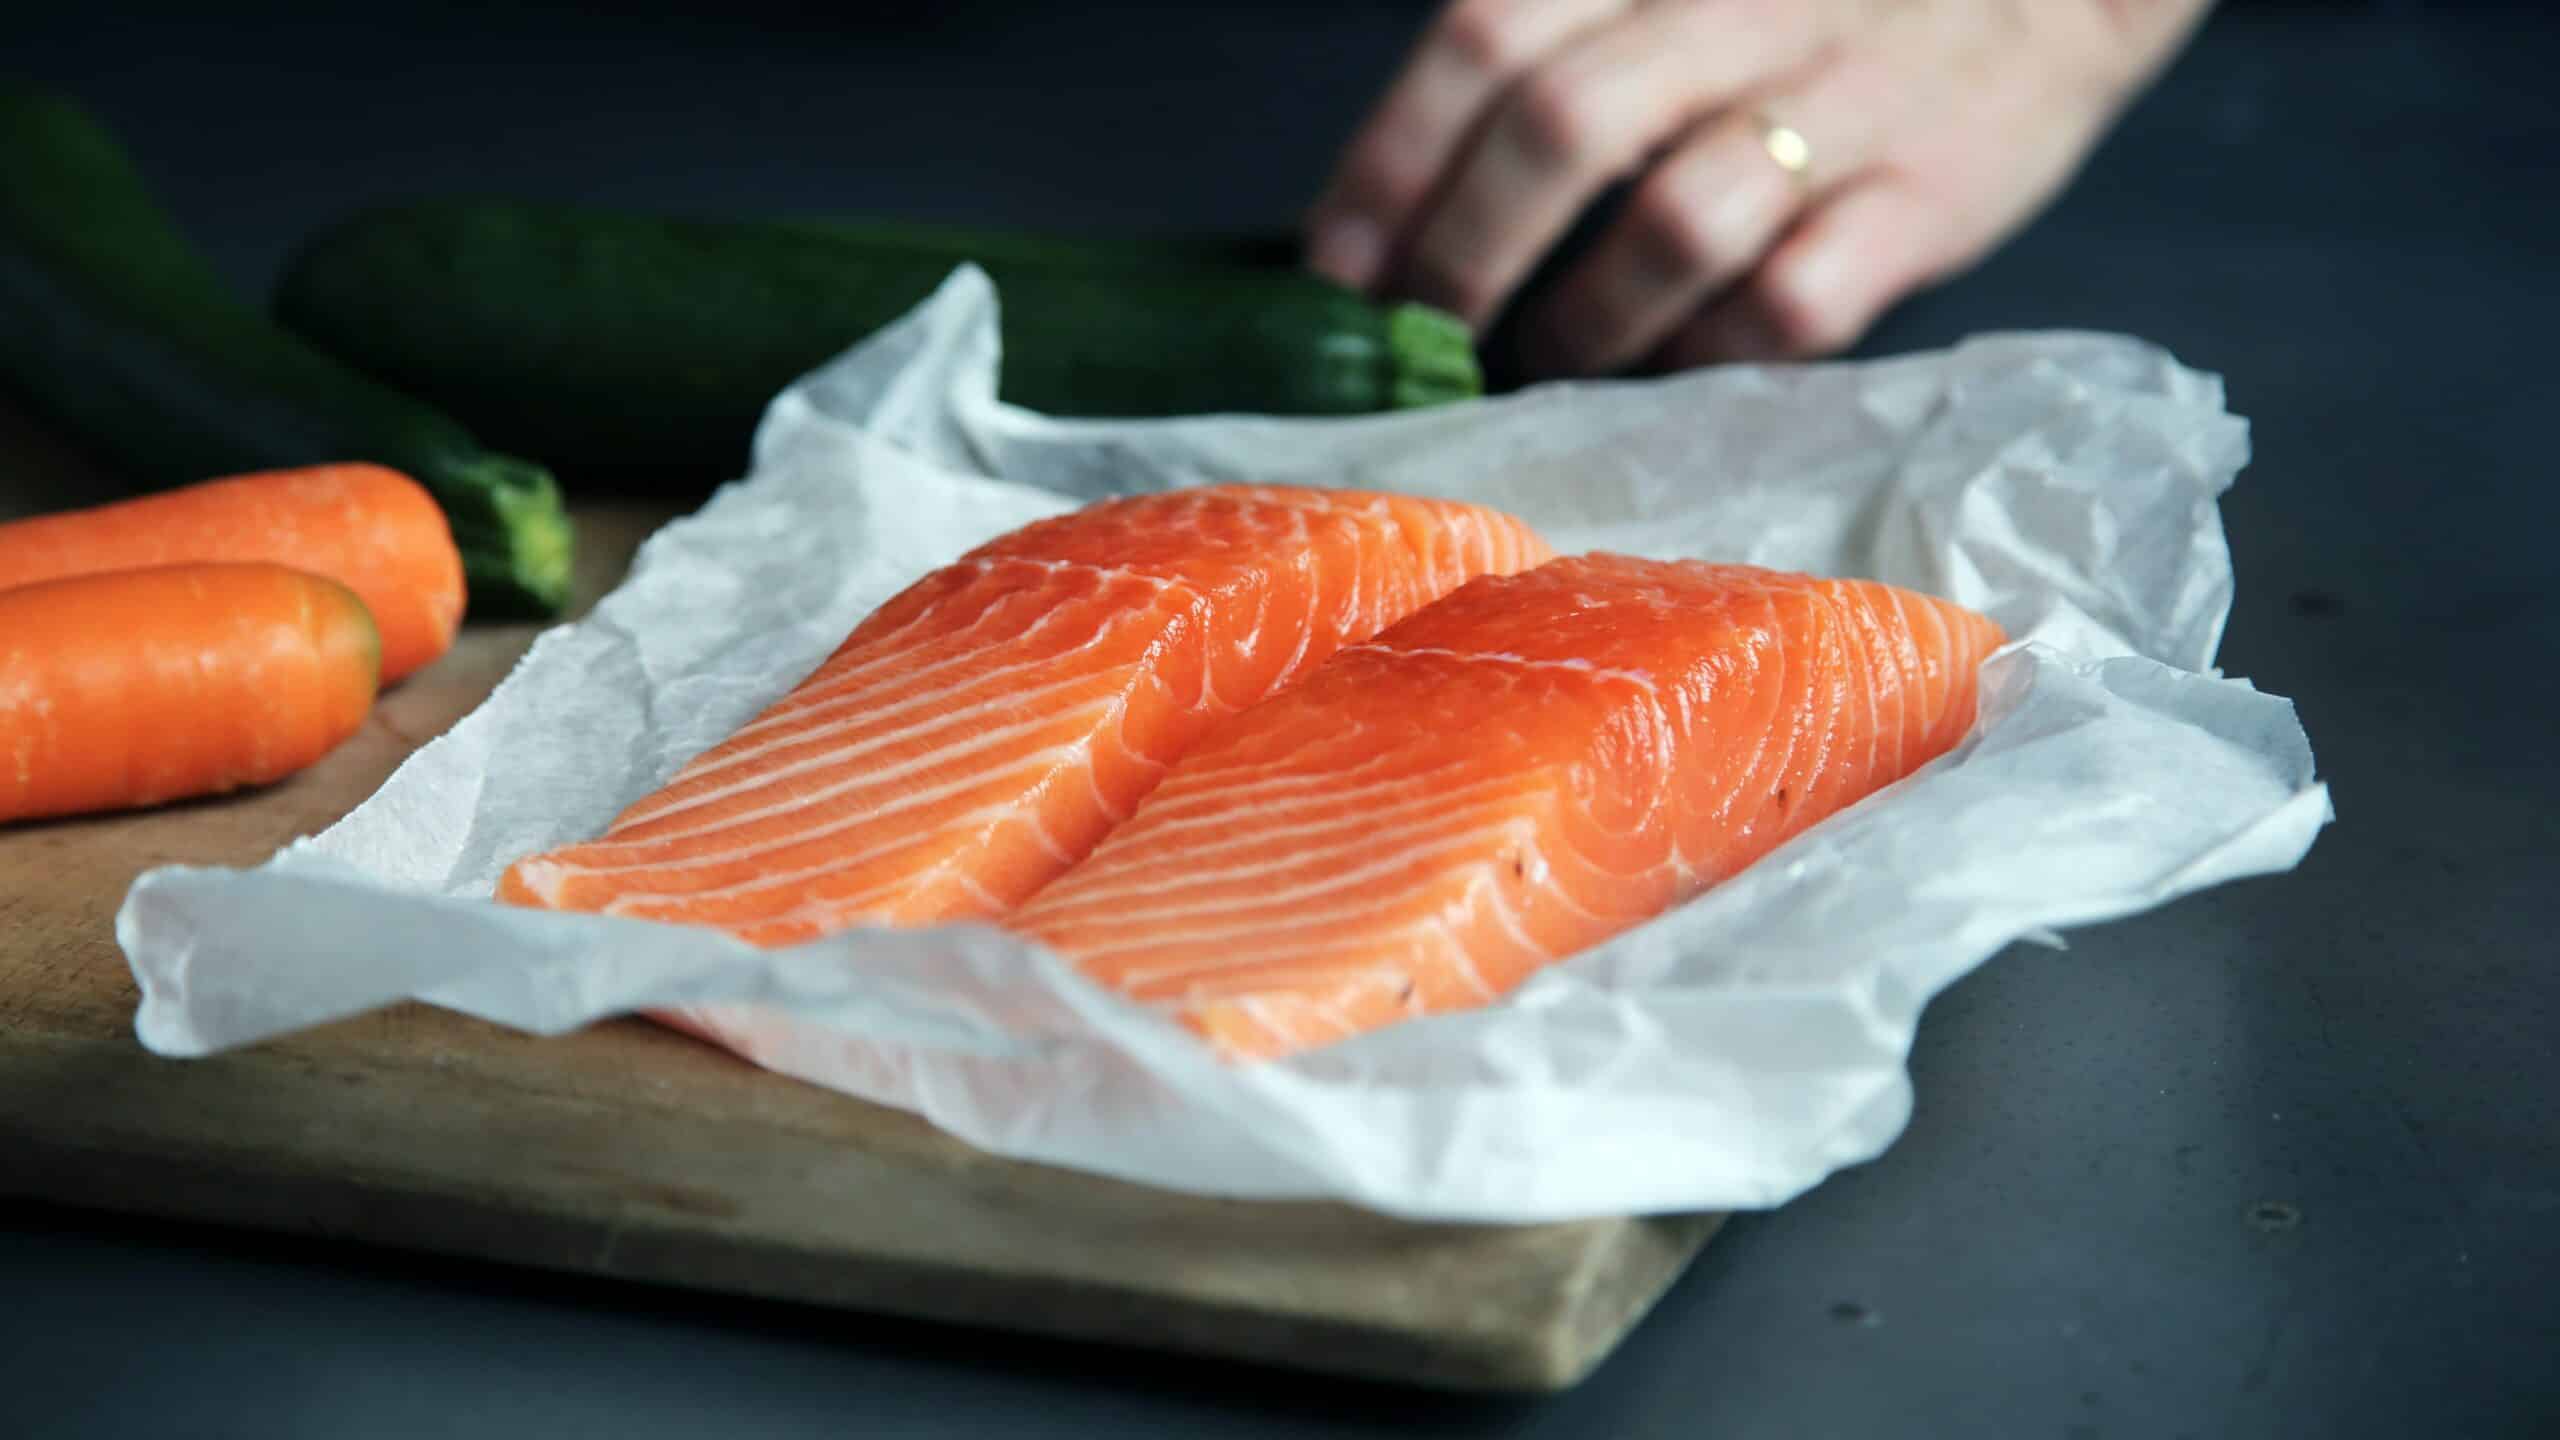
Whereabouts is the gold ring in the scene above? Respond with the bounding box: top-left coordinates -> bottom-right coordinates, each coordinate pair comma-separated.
1756,113 -> 1813,185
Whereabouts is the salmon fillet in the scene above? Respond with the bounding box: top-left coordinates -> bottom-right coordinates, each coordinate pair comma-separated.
497,486 -> 1551,945
1010,556 -> 2008,1059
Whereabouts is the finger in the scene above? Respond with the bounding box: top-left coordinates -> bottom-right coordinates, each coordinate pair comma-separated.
1392,0 -> 1837,328
1655,178 -> 1954,369
1306,0 -> 1633,292
1520,43 -> 1903,377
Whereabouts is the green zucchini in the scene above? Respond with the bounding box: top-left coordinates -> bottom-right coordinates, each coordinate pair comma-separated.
271,200 -> 1481,485
777,217 -> 1308,274
0,86 -> 573,618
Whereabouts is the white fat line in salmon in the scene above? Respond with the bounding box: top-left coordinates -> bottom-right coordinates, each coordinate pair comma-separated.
950,869 -> 1008,916
1224,557 -> 1277,663
1113,901 -> 1504,1005
611,660 -> 1143,839
1107,768 -> 1529,852
1123,742 -> 1436,823
1339,644 -> 1668,696
1317,526 -> 1365,640
1464,861 -> 1549,976
734,560 -> 1180,737
1168,591 -> 1248,718
552,714 -> 1113,876
1877,591 -> 1923,777
1843,584 -> 1925,784
731,575 -> 1061,730
961,553 -> 1195,591
1831,590 -> 1881,792
705,737 -> 1173,933
1183,986 -> 1400,1053
1054,818 -> 1535,947
601,702 -> 1159,918
600,793 -> 1074,923
1851,588 -> 1912,783
1037,790 -> 1534,912
1126,940 -> 1454,996
713,576 -> 1167,749
1195,994 -> 1352,1055
1083,704 -> 1166,823
1261,571 -> 1324,697
571,697 -> 1119,858
737,842 -> 1028,938
1687,588 -> 1797,854
737,707 -> 1167,932
1226,865 -> 1544,1008
1176,960 -> 1453,1018
1054,828 -> 1638,977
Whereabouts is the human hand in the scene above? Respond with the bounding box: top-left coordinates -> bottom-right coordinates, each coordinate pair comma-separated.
1305,0 -> 2215,377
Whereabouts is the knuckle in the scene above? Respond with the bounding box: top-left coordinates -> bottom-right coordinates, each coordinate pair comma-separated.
1437,0 -> 1533,73
1753,257 -> 1859,355
1343,140 -> 1427,213
1506,61 -> 1607,166
1760,0 -> 1834,52
1624,183 -> 1730,281
1407,250 -> 1503,321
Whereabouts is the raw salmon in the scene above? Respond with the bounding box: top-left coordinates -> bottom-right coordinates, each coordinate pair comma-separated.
1010,556 -> 2008,1059
497,486 -> 1551,944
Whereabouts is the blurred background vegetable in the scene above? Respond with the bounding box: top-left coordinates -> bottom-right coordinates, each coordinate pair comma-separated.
0,84 -> 573,619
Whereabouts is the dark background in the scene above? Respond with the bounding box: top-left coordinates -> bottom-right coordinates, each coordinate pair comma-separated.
6,3 -> 2558,1437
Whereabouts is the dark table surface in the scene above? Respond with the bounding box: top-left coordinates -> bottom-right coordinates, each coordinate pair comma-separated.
6,3 -> 2556,1436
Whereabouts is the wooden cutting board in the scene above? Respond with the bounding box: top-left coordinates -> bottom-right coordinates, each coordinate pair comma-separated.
0,447 -> 1721,1392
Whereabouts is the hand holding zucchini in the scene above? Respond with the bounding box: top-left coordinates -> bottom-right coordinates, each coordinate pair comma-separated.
0,84 -> 572,618
272,200 -> 1484,483
0,564 -> 380,824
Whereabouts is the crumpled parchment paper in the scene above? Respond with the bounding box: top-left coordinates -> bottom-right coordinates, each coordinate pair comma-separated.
119,267 -> 2329,1222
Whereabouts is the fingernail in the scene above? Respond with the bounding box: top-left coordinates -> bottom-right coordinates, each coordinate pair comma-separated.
1309,214 -> 1385,292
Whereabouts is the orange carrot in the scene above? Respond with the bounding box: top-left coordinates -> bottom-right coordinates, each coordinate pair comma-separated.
0,564 -> 380,823
0,463 -> 463,683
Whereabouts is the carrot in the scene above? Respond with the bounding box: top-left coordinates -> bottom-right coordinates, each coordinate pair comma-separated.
0,463 -> 464,682
0,564 -> 380,823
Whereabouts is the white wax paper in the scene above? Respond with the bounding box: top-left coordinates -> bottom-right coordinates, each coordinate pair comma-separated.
119,268 -> 2330,1223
